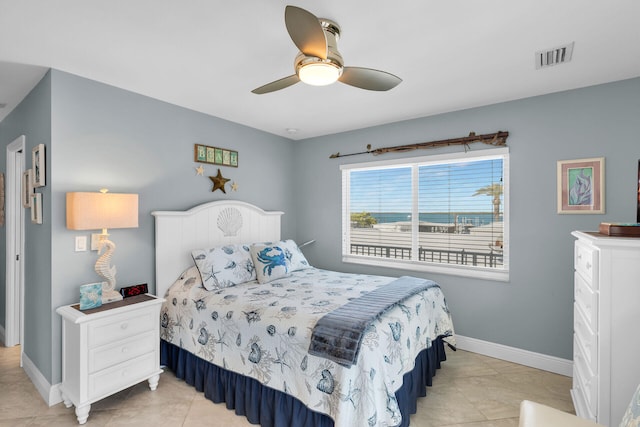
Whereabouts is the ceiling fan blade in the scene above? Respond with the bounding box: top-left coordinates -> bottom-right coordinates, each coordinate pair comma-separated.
251,75 -> 300,94
285,5 -> 327,59
339,67 -> 402,91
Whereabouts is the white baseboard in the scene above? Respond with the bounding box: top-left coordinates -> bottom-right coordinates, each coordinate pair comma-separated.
455,335 -> 573,377
22,352 -> 63,406
12,333 -> 570,405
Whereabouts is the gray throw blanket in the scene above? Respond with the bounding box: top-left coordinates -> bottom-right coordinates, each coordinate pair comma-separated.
308,276 -> 439,367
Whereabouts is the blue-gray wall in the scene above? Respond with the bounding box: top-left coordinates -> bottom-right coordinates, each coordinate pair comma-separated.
294,77 -> 640,360
2,69 -> 296,384
0,71 -> 53,378
1,69 -> 638,387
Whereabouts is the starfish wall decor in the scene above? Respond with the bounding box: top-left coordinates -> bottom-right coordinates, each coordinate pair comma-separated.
209,169 -> 231,193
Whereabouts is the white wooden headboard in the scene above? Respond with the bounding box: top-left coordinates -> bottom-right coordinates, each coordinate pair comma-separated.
151,200 -> 284,297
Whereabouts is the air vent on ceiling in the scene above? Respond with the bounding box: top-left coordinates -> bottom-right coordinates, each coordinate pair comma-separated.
535,42 -> 574,69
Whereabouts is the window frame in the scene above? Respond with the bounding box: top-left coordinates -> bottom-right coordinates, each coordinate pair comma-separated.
341,147 -> 509,282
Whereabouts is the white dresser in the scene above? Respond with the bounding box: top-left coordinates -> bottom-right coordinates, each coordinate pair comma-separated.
571,231 -> 640,426
56,294 -> 164,424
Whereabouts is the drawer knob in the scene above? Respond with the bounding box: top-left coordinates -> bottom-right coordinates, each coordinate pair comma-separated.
120,323 -> 129,330
586,262 -> 591,270
578,254 -> 583,260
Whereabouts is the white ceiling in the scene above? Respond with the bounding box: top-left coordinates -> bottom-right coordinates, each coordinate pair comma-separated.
1,1 -> 639,140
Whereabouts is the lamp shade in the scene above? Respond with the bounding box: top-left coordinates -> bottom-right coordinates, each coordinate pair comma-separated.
66,192 -> 138,231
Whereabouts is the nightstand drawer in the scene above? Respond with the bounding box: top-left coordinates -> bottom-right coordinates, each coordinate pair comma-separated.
89,331 -> 156,373
88,307 -> 156,348
574,241 -> 598,288
88,352 -> 156,400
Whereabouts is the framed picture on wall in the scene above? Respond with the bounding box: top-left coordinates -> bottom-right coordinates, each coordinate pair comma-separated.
32,144 -> 45,188
31,192 -> 42,224
557,157 -> 605,214
22,169 -> 33,208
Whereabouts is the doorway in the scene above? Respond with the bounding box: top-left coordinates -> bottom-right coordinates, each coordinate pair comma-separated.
5,135 -> 25,366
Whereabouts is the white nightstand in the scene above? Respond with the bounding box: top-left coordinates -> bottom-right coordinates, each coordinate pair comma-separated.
56,294 -> 165,424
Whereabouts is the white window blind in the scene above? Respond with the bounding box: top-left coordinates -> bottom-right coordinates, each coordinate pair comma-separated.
341,148 -> 509,281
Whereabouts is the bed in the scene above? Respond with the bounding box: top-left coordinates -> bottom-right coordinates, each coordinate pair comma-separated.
152,200 -> 455,427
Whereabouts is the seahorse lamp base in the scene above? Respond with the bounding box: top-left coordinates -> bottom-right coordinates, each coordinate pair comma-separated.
95,236 -> 123,303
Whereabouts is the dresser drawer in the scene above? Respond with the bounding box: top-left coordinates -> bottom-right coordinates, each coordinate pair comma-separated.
574,273 -> 598,332
573,338 -> 598,413
574,305 -> 597,374
88,307 -> 156,348
572,377 -> 597,421
89,330 -> 156,373
574,241 -> 598,288
88,352 -> 157,400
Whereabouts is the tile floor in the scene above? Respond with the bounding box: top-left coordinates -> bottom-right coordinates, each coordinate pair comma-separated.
0,345 -> 573,426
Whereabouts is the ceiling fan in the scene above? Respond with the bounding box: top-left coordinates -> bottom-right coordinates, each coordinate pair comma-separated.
252,5 -> 402,94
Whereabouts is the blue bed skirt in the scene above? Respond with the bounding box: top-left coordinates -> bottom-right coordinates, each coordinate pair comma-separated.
160,337 -> 447,427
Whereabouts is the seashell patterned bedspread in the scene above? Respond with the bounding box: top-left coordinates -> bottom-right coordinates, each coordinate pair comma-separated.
160,267 -> 455,427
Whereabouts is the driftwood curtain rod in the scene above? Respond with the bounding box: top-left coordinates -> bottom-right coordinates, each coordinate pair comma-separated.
329,131 -> 509,159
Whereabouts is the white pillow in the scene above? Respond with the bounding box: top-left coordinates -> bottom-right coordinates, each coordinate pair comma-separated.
192,244 -> 256,290
250,243 -> 291,284
277,239 -> 312,271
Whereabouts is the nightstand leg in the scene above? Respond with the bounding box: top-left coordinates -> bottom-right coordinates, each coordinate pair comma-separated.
59,389 -> 73,408
148,373 -> 160,391
75,404 -> 91,424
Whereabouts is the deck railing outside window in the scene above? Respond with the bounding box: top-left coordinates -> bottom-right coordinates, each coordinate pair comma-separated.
341,148 -> 509,281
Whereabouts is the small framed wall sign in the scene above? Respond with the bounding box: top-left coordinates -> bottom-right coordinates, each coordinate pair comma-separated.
32,143 -> 45,187
557,157 -> 605,214
194,144 -> 238,167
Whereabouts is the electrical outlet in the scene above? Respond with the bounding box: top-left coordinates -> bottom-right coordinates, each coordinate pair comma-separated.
75,236 -> 87,252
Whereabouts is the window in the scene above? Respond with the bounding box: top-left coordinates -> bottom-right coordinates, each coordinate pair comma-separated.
341,148 -> 508,281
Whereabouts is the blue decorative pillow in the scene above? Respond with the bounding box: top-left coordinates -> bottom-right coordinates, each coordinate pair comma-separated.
250,243 -> 291,284
277,239 -> 312,271
192,244 -> 256,290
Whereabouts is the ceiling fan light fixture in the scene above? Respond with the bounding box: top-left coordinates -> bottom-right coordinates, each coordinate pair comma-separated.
251,5 -> 401,94
298,61 -> 342,86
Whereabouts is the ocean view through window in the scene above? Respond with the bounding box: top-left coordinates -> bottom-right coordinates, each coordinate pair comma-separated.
341,148 -> 509,281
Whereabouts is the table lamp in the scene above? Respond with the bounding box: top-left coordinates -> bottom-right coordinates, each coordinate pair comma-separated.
66,189 -> 138,303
